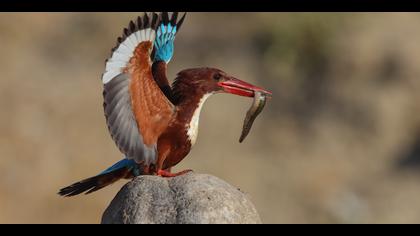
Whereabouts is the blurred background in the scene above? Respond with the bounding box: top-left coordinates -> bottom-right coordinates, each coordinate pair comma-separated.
1,13 -> 420,223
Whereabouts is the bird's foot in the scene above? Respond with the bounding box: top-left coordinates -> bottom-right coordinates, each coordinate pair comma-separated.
157,169 -> 193,177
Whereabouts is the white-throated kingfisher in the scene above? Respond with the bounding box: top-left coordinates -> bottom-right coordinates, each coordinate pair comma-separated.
59,12 -> 272,197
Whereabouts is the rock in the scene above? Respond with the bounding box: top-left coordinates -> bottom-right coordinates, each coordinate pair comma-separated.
101,173 -> 261,224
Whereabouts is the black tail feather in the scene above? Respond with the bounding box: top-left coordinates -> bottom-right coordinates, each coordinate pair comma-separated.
58,167 -> 130,197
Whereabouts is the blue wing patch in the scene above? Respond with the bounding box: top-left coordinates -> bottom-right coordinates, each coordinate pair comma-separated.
152,12 -> 186,63
154,24 -> 177,63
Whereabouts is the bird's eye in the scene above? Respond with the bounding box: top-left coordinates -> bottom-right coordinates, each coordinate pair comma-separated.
213,73 -> 222,81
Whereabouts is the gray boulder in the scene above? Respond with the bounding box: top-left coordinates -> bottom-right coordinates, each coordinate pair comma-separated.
101,173 -> 261,224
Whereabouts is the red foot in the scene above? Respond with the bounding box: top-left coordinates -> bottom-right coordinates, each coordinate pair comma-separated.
157,169 -> 193,177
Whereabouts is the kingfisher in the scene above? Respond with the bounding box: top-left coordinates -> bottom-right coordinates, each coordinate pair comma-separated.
59,12 -> 271,197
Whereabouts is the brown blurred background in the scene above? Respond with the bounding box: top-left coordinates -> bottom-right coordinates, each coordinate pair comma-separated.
1,13 -> 420,223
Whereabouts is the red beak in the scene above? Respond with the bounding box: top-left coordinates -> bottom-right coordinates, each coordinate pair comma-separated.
218,77 -> 272,98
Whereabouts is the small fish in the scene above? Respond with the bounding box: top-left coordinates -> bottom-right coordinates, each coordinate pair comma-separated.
239,91 -> 267,143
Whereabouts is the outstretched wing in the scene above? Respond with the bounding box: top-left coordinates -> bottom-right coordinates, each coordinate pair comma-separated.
101,13 -> 186,165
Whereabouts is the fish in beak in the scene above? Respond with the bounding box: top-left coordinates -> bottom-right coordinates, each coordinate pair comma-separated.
217,76 -> 272,143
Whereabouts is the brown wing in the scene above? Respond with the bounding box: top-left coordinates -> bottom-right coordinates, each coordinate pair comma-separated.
128,41 -> 175,147
101,13 -> 175,165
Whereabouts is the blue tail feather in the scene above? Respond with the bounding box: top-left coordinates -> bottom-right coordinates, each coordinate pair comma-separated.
100,158 -> 137,175
58,158 -> 140,197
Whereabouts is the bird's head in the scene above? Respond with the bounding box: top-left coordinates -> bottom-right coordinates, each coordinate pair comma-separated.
174,68 -> 272,101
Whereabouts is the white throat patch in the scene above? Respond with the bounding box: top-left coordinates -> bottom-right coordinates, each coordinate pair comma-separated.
186,93 -> 212,146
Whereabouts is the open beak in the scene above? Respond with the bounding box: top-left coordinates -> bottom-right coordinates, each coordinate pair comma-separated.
218,77 -> 272,98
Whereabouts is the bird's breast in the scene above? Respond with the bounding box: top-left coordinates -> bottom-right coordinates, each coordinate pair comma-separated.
158,92 -> 213,170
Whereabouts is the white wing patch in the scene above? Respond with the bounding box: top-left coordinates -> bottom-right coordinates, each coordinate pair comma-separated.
102,30 -> 156,84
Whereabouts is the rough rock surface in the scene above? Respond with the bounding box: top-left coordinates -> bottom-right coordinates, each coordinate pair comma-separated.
101,173 -> 261,224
